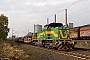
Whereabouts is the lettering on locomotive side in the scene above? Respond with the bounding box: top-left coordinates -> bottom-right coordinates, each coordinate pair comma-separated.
59,30 -> 69,39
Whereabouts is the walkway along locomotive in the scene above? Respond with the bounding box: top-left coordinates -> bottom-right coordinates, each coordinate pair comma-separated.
32,23 -> 76,50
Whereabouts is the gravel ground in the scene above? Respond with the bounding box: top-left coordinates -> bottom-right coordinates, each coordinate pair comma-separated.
16,43 -> 87,60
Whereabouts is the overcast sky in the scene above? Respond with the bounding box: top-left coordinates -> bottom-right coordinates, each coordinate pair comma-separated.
0,0 -> 90,37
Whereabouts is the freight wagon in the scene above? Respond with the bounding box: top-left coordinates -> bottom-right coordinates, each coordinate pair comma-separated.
70,28 -> 79,40
14,36 -> 32,44
80,25 -> 90,40
70,24 -> 90,40
23,37 -> 32,44
70,24 -> 90,49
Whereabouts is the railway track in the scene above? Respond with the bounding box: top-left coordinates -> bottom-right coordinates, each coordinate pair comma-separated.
29,44 -> 90,60
15,42 -> 90,60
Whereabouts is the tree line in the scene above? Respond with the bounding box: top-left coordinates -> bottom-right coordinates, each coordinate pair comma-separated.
0,14 -> 9,40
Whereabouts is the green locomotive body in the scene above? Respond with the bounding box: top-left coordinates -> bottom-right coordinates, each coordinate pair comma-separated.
32,23 -> 75,50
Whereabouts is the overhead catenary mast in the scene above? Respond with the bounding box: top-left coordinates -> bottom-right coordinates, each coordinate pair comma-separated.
34,24 -> 35,33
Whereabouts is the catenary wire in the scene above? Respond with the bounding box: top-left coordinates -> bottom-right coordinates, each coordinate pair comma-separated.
48,0 -> 81,19
28,0 -> 45,20
21,0 -> 45,29
69,12 -> 90,20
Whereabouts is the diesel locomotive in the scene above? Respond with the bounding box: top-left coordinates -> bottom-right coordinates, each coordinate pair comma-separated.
32,23 -> 76,50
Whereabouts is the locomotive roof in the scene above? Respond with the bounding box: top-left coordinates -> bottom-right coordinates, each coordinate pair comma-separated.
44,23 -> 63,27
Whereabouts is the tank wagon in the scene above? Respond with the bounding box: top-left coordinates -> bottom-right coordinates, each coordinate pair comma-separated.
32,23 -> 76,50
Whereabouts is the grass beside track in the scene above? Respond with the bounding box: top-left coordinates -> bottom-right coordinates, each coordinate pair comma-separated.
0,39 -> 37,60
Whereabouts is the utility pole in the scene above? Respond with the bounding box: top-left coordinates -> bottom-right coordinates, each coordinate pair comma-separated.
12,28 -> 14,40
16,31 -> 18,37
34,24 -> 35,33
28,30 -> 29,35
